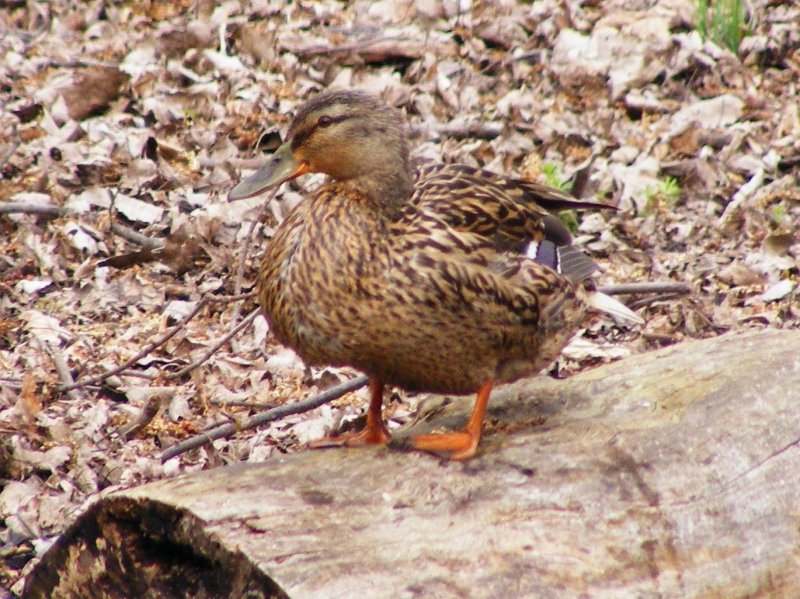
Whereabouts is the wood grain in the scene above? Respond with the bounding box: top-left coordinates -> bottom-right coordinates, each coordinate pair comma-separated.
23,329 -> 800,599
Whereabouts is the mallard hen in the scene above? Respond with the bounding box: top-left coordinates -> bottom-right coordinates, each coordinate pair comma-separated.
229,90 -> 642,459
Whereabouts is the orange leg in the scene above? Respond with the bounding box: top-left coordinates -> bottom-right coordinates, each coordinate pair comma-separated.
411,381 -> 493,460
309,379 -> 391,448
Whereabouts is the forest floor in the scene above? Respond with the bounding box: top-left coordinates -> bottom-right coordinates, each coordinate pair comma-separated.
1,0 -> 798,593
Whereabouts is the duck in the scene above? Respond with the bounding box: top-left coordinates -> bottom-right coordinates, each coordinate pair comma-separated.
229,90 -> 642,460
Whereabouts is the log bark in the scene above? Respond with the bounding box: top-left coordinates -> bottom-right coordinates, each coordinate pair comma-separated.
23,329 -> 800,598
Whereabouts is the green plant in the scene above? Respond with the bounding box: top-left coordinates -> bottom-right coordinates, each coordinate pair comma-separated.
540,164 -> 577,233
696,0 -> 749,53
542,163 -> 572,193
769,202 -> 788,226
659,176 -> 681,202
643,176 -> 682,214
558,209 -> 579,236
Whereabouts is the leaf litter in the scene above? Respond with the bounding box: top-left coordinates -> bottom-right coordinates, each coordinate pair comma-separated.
1,0 -> 799,592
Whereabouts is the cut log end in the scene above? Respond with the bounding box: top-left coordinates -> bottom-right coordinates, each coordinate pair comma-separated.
22,498 -> 289,599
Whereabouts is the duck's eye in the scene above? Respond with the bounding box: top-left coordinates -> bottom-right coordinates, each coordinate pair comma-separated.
317,115 -> 333,128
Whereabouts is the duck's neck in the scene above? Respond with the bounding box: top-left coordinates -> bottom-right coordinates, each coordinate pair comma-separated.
338,159 -> 414,212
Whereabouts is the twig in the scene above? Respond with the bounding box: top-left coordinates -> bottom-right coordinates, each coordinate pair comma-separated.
45,58 -> 120,70
719,167 -> 764,226
228,197 -> 271,330
58,298 -> 209,393
42,342 -> 82,401
207,291 -> 256,302
109,222 -> 163,249
0,200 -> 169,251
232,214 -> 261,301
597,282 -> 692,296
0,202 -> 63,217
434,121 -> 504,140
164,307 -> 260,381
0,198 -> 169,252
629,293 -> 690,310
207,398 -> 278,408
114,388 -> 173,440
288,38 -> 426,61
160,374 -> 369,461
114,370 -> 156,381
57,291 -> 254,394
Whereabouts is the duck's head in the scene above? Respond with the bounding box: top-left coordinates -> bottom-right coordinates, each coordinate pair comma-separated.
229,90 -> 413,205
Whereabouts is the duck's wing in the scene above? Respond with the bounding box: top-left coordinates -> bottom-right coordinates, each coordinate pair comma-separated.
403,163 -> 642,325
413,162 -> 615,212
406,163 -> 611,280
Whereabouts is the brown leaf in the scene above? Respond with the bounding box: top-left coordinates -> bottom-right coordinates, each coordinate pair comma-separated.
58,66 -> 130,121
99,224 -> 208,275
18,373 -> 41,421
669,128 -> 699,157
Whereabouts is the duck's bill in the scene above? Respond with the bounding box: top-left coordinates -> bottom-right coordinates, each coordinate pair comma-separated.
228,142 -> 309,201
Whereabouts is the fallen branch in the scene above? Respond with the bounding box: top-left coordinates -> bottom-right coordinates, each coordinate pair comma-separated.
59,292 -> 255,394
597,281 -> 692,296
58,298 -> 210,393
114,388 -> 174,441
719,167 -> 765,226
207,291 -> 257,303
163,308 -> 260,381
109,222 -> 162,249
432,121 -> 504,140
227,191 -> 274,331
111,370 -> 155,381
160,374 -> 370,461
286,37 -> 429,62
0,202 -> 165,253
207,398 -> 278,408
630,293 -> 690,310
42,341 -> 83,402
0,202 -> 63,217
0,201 -> 165,251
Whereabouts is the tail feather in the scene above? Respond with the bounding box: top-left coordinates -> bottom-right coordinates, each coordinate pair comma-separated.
526,241 -> 599,283
557,245 -> 599,283
522,220 -> 644,327
587,291 -> 644,325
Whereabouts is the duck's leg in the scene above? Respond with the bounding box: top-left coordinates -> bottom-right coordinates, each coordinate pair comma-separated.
309,379 -> 391,448
411,381 -> 492,460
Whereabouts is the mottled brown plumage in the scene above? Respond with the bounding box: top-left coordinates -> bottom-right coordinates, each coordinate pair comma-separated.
230,90 -> 641,459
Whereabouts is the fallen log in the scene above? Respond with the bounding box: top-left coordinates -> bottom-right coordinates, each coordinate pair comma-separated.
22,328 -> 800,598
